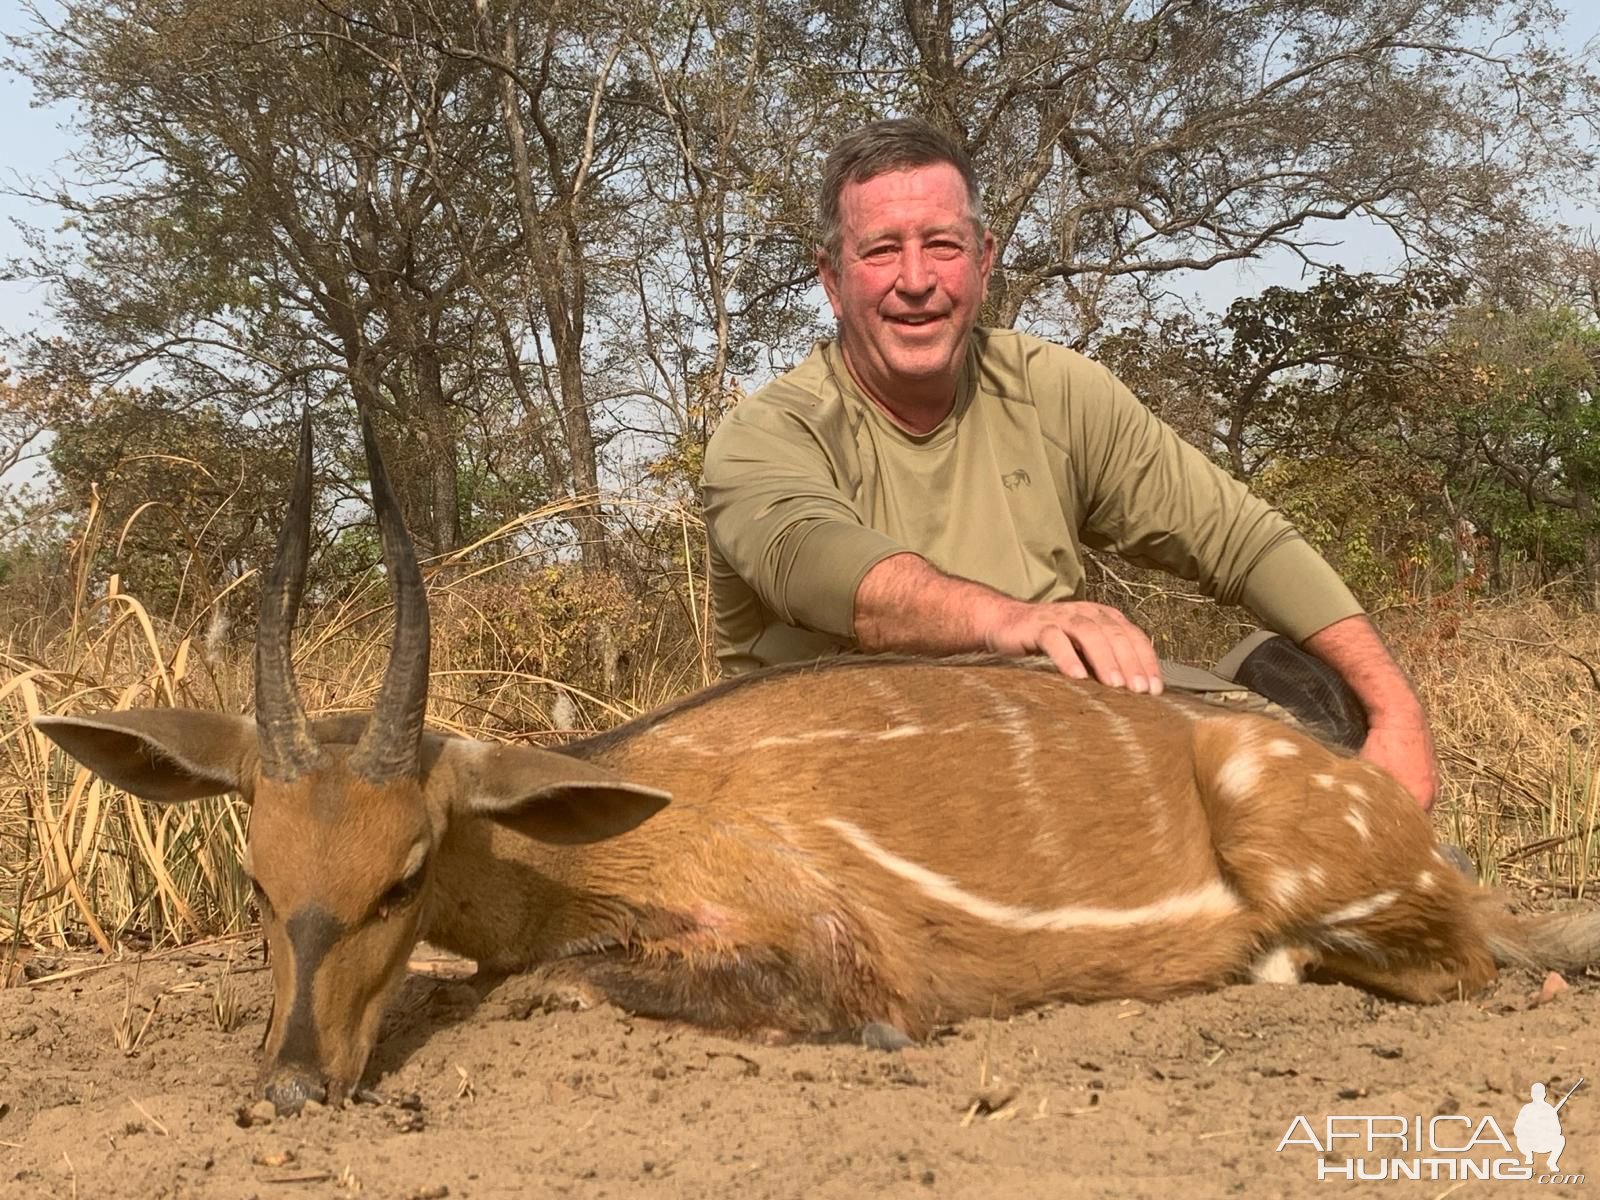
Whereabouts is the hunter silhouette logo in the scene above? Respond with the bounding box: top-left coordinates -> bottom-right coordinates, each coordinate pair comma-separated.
1516,1079 -> 1583,1172
1276,1075 -> 1585,1183
1001,468 -> 1031,490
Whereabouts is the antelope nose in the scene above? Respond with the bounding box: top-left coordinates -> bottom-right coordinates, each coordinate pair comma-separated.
264,1070 -> 327,1115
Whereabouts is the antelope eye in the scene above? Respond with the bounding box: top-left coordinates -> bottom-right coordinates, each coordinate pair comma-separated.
375,869 -> 425,920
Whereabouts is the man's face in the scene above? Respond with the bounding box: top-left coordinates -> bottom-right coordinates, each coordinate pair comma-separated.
818,163 -> 994,419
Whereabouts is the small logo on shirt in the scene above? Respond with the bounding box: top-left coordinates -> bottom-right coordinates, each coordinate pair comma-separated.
1001,468 -> 1032,491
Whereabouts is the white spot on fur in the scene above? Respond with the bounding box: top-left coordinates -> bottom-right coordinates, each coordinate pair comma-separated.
1103,711 -> 1153,778
1268,868 -> 1308,908
1307,865 -> 1327,889
820,818 -> 1241,931
1215,749 -> 1263,802
1322,891 -> 1397,925
1310,772 -> 1336,790
812,913 -> 852,963
1344,808 -> 1370,841
1340,780 -> 1369,803
1073,689 -> 1114,719
751,729 -> 855,749
751,724 -> 947,749
1072,691 -> 1156,783
863,676 -> 911,719
965,676 -> 1053,837
1264,739 -> 1300,759
1250,946 -> 1303,985
1416,869 -> 1435,891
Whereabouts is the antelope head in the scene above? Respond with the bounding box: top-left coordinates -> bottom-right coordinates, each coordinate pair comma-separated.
34,411 -> 669,1113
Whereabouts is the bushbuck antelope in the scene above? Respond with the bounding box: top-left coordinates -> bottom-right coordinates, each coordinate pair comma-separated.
33,414 -> 1600,1115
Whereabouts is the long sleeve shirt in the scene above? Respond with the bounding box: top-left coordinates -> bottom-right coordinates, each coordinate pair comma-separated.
702,327 -> 1361,674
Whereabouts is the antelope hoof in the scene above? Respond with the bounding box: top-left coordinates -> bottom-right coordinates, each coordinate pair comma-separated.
538,983 -> 598,1012
263,1071 -> 327,1116
860,1021 -> 914,1052
500,977 -> 603,1019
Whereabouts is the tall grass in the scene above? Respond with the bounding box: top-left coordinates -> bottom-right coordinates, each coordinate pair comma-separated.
2,496 -> 1596,966
1396,595 -> 1600,895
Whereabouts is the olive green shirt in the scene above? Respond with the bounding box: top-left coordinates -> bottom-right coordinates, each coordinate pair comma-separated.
702,327 -> 1360,674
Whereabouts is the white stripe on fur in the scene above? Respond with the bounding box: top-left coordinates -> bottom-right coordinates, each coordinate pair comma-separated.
821,818 -> 1241,931
1323,891 -> 1398,925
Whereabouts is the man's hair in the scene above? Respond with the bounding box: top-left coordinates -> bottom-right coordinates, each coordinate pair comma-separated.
818,118 -> 983,269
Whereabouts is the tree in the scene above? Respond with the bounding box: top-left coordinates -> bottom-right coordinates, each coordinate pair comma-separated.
596,0 -> 836,495
1443,307 -> 1600,607
8,0 -> 561,554
44,389 -> 307,626
0,363 -> 80,550
1101,268 -> 1473,596
8,0 -> 1597,580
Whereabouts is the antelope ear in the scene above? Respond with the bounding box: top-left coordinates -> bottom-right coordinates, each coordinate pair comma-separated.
442,740 -> 671,845
32,711 -> 256,804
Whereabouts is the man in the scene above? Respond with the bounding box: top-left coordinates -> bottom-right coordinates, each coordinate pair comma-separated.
701,118 -> 1438,811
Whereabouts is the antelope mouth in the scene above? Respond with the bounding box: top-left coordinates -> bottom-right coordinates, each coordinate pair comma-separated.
261,1069 -> 330,1116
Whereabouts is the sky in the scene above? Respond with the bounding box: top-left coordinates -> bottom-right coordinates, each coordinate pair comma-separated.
1,5 -> 1597,353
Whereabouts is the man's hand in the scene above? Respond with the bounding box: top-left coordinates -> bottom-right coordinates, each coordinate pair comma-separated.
1303,616 -> 1438,810
854,554 -> 1162,693
982,600 -> 1164,695
1360,716 -> 1440,812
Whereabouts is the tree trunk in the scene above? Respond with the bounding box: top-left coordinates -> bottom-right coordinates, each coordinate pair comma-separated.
495,22 -> 609,573
1577,489 -> 1600,611
416,348 -> 461,557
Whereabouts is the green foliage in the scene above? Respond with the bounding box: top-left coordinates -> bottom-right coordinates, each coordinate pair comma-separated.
1443,308 -> 1600,594
1252,455 -> 1442,602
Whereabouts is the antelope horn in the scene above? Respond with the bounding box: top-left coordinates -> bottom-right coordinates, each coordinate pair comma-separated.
255,410 -> 323,781
348,409 -> 430,783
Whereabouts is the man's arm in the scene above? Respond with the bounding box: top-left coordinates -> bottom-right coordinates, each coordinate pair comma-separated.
1302,615 -> 1438,810
854,553 -> 1164,694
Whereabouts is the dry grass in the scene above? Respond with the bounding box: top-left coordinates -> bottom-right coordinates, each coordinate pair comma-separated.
1392,593 -> 1600,893
212,950 -> 243,1034
2,486 -> 1596,961
110,965 -> 160,1055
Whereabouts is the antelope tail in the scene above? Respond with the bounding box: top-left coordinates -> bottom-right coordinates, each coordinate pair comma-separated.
1483,906 -> 1600,973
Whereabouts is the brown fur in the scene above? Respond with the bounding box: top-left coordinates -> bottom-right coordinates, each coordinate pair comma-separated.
420,662 -> 1534,1032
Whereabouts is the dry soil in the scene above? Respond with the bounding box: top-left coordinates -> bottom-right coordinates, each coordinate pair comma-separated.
1,922 -> 1595,1200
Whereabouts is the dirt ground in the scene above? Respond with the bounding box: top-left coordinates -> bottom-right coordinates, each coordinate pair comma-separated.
0,924 -> 1595,1200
